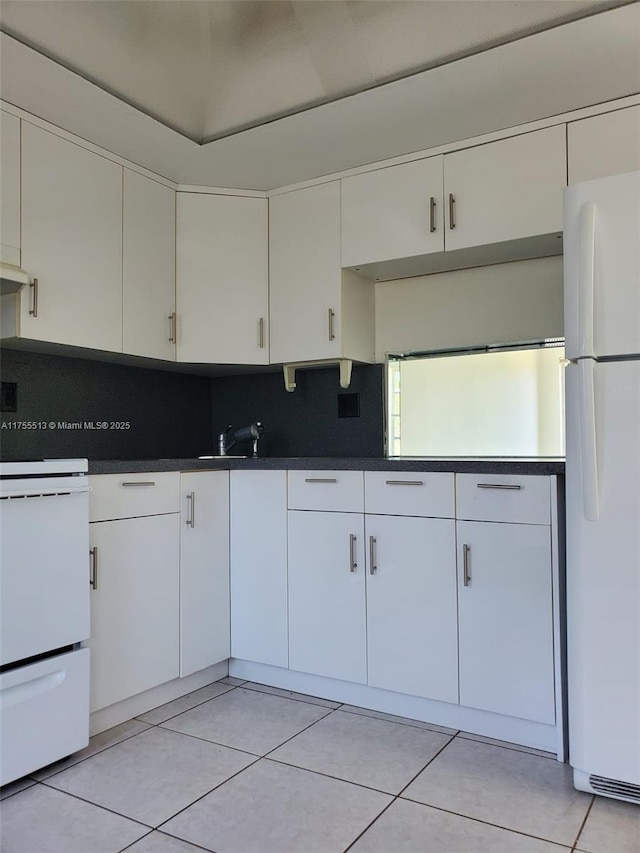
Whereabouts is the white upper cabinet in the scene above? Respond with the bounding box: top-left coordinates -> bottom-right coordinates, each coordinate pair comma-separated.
0,110 -> 21,266
443,125 -> 566,251
269,181 -> 374,365
341,157 -> 444,268
20,123 -> 123,352
123,170 -> 176,361
568,106 -> 640,184
176,192 -> 268,364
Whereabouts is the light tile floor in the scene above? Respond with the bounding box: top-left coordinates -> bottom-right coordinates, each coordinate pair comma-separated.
2,676 -> 639,853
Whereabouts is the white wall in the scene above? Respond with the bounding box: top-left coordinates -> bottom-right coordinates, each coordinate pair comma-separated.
375,255 -> 563,361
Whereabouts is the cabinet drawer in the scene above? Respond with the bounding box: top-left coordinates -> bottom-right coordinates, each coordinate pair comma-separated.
287,470 -> 363,513
456,474 -> 550,525
365,471 -> 454,518
89,472 -> 180,521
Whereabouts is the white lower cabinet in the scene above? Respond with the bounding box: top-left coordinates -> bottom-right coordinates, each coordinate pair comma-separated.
456,520 -> 555,724
230,471 -> 288,667
89,513 -> 180,712
180,471 -> 230,678
365,514 -> 458,703
288,510 -> 367,684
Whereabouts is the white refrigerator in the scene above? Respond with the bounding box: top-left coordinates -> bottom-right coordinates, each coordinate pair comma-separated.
564,170 -> 640,803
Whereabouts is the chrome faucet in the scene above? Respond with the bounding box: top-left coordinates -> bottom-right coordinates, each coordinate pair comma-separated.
218,422 -> 264,458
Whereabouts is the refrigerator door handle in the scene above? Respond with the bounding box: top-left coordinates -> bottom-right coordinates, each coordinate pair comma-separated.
579,358 -> 600,521
578,202 -> 597,359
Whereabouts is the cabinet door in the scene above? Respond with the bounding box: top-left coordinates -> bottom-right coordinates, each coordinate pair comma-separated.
443,125 -> 566,251
365,515 -> 458,703
341,157 -> 444,267
269,182 -> 342,364
180,471 -> 230,677
21,123 -> 122,352
457,520 -> 555,724
568,106 -> 640,184
230,470 -> 288,667
176,193 -> 268,364
1,110 -> 21,266
89,514 -> 180,712
123,170 -> 176,361
288,510 -> 366,683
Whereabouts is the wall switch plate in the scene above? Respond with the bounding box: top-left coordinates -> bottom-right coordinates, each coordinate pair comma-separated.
0,382 -> 17,412
338,392 -> 360,418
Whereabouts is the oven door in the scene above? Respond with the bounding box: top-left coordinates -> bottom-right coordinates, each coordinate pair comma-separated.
0,482 -> 90,665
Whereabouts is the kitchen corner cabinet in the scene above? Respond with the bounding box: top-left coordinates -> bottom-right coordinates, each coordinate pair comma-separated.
443,125 -> 566,251
180,471 -> 230,677
269,181 -> 374,365
230,470 -> 288,668
123,170 -> 176,361
0,110 -> 21,266
341,156 -> 445,268
568,106 -> 640,184
176,192 -> 268,365
20,122 -> 123,352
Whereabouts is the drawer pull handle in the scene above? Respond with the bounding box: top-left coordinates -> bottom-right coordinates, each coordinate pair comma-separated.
89,546 -> 98,590
476,483 -> 522,491
385,480 -> 424,486
186,491 -> 196,528
369,535 -> 377,575
448,193 -> 456,229
168,312 -> 176,343
349,533 -> 357,572
304,478 -> 338,484
258,317 -> 265,349
463,543 -> 471,587
121,481 -> 156,487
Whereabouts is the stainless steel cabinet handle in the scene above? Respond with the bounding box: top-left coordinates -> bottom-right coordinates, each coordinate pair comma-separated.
349,533 -> 357,572
186,491 -> 195,528
476,483 -> 522,491
385,479 -> 424,486
369,535 -> 377,575
121,481 -> 156,487
448,193 -> 456,229
328,308 -> 336,341
304,478 -> 338,484
169,312 -> 176,343
29,277 -> 39,317
429,196 -> 437,233
258,317 -> 265,349
89,546 -> 98,590
463,543 -> 471,587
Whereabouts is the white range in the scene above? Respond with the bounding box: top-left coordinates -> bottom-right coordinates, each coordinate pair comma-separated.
0,458 -> 91,785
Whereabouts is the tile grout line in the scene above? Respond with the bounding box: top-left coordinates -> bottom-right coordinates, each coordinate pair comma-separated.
134,683 -> 238,725
570,794 -> 595,852
399,792 -> 580,849
238,680 -> 343,711
38,778 -> 156,829
156,828 -> 221,853
453,731 -> 558,761
115,827 -> 155,853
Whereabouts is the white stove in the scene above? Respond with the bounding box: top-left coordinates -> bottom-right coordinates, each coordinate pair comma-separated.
0,458 -> 91,785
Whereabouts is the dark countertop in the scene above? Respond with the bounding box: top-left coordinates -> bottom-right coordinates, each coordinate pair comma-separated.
88,457 -> 565,475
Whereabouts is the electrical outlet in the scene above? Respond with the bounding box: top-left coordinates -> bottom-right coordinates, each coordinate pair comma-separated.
1,382 -> 17,412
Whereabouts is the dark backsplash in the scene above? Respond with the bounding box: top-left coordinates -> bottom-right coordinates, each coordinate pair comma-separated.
210,364 -> 385,458
0,350 -> 385,460
0,349 -> 212,460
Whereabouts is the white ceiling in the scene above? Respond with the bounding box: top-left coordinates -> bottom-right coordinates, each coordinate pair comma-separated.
0,0 -> 631,142
1,2 -> 639,189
